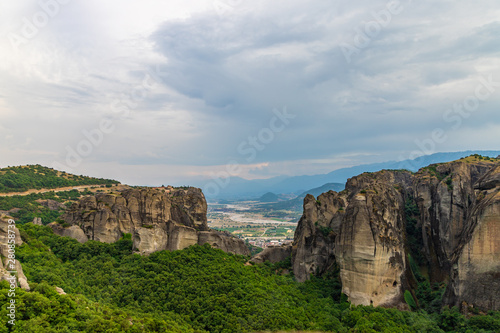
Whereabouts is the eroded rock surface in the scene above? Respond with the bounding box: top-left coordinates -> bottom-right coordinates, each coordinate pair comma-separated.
292,191 -> 344,282
251,245 -> 292,264
0,216 -> 29,290
291,156 -> 500,311
50,187 -> 249,256
443,163 -> 500,310
334,170 -> 412,307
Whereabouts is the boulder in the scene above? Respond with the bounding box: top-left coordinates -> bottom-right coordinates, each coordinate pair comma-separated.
250,245 -> 292,264
48,223 -> 88,243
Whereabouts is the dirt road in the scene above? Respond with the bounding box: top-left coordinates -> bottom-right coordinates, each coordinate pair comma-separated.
0,185 -> 110,197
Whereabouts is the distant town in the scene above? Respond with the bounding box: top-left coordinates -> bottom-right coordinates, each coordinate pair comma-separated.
207,201 -> 298,249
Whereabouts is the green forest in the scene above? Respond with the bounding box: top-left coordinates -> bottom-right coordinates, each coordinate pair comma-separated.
0,190 -> 93,225
0,165 -> 119,193
1,224 -> 499,333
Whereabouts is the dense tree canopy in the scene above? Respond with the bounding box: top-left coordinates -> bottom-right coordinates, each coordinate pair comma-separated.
2,224 -> 498,332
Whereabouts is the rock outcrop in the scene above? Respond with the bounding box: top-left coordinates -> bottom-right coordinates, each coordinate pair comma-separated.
290,156 -> 500,311
49,187 -> 250,256
334,170 -> 413,307
0,216 -> 30,290
37,199 -> 66,211
251,245 -> 292,265
288,170 -> 412,307
443,163 -> 500,311
49,223 -> 88,243
291,191 -> 344,282
412,160 -> 494,282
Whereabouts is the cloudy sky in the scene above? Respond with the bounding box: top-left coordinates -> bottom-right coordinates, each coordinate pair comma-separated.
1,0 -> 499,186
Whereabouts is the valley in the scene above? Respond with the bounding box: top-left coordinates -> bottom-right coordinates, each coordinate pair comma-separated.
207,201 -> 300,248
2,158 -> 500,332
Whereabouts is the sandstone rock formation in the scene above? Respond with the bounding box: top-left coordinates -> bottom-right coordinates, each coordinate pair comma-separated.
55,286 -> 67,295
334,170 -> 413,307
49,223 -> 88,243
289,156 -> 500,311
49,187 -> 250,256
291,191 -> 344,282
37,199 -> 66,211
0,216 -> 30,290
251,245 -> 292,265
443,163 -> 500,311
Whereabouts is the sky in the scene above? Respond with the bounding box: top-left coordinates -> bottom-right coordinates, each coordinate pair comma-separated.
1,0 -> 499,187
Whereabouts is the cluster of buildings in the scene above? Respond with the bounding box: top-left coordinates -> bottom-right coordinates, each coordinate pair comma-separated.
247,239 -> 293,249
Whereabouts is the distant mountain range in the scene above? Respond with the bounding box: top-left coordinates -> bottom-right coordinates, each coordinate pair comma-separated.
200,150 -> 500,200
257,183 -> 345,211
258,192 -> 280,203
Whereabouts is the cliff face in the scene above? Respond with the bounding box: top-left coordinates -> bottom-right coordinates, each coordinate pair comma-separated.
290,156 -> 500,311
334,170 -> 413,308
412,160 -> 493,282
292,191 -> 344,282
444,164 -> 500,310
50,187 -> 249,256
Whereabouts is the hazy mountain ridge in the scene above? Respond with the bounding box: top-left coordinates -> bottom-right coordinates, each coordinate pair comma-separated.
258,182 -> 345,211
200,150 -> 500,199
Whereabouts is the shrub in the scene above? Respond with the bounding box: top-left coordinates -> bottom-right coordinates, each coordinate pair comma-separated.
404,290 -> 417,310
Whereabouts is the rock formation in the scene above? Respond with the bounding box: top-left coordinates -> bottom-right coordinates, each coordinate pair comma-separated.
0,216 -> 30,290
291,191 -> 344,282
334,170 -> 413,307
443,163 -> 500,311
49,187 -> 250,256
37,199 -> 66,211
251,245 -> 292,265
287,156 -> 500,311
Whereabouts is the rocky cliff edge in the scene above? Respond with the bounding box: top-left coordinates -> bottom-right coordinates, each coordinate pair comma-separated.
283,156 -> 500,311
49,187 -> 250,256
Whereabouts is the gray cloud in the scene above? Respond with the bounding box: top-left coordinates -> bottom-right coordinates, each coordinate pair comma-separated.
1,0 -> 499,184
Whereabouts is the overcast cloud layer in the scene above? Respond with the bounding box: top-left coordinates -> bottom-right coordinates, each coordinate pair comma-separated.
1,0 -> 499,186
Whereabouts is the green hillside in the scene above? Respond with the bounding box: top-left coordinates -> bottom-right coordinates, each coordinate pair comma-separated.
0,190 -> 96,225
3,224 -> 500,332
0,165 -> 119,193
0,282 -> 195,333
0,165 -> 121,225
